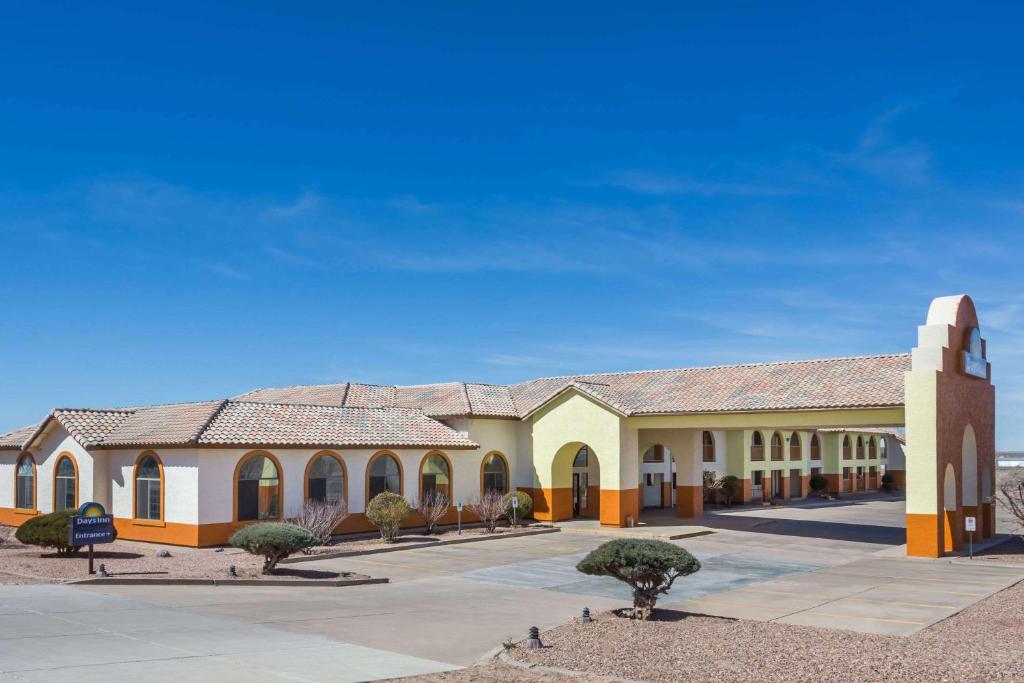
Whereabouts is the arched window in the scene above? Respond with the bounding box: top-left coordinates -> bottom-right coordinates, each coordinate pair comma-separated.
843,435 -> 852,460
368,452 -> 401,500
810,433 -> 821,460
702,431 -> 715,462
789,433 -> 801,460
868,437 -> 877,459
751,432 -> 764,461
237,453 -> 280,521
643,446 -> 665,463
420,453 -> 452,498
135,454 -> 162,520
15,454 -> 35,510
573,445 -> 589,468
856,436 -> 865,459
770,432 -> 783,461
880,438 -> 887,459
307,453 -> 346,505
54,455 -> 77,511
482,452 -> 508,494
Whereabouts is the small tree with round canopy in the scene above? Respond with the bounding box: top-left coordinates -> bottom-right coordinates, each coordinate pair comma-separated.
576,539 -> 701,619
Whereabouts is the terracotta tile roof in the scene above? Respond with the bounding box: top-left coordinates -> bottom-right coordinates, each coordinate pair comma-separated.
395,383 -> 469,416
198,402 -> 477,449
510,354 -> 911,416
5,353 -> 910,452
233,354 -> 910,419
345,383 -> 397,408
464,383 -> 518,417
50,409 -> 134,447
0,423 -> 39,449
101,400 -> 226,446
233,383 -> 348,407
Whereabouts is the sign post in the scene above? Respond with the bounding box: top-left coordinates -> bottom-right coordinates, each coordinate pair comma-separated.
456,500 -> 463,535
965,516 -> 976,559
68,502 -> 115,575
511,494 -> 519,528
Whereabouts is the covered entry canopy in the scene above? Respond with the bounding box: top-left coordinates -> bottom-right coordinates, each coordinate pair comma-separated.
525,294 -> 994,559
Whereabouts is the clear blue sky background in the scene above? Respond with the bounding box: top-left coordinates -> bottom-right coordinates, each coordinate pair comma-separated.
1,3 -> 1022,447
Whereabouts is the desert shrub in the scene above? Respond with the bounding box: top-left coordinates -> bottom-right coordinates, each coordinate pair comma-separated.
880,472 -> 896,492
366,492 -> 411,542
577,539 -> 701,620
504,490 -> 533,525
809,474 -> 829,495
229,523 -> 318,573
719,475 -> 740,505
286,499 -> 350,546
414,490 -> 450,535
702,470 -> 719,502
15,509 -> 117,557
470,490 -> 506,532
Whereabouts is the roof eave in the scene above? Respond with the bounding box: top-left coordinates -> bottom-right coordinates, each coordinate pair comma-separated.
520,384 -> 631,421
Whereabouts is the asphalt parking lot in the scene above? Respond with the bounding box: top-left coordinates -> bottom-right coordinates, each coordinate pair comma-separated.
2,495 -> 1021,681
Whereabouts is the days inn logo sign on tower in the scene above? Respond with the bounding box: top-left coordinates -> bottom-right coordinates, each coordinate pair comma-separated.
962,327 -> 987,379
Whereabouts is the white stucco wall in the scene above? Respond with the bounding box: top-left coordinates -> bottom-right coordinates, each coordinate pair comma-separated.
0,451 -> 16,508
106,449 -> 200,524
1,424 -> 95,513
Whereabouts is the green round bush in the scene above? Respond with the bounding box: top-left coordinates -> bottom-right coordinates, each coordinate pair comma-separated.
15,509 -> 117,557
880,472 -> 896,491
577,539 -> 701,619
809,474 -> 828,492
365,492 -> 411,542
503,491 -> 533,523
229,522 -> 318,573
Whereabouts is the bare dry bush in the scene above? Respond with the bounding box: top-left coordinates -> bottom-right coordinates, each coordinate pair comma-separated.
286,499 -> 350,547
414,490 -> 450,535
469,490 -> 506,533
999,470 -> 1024,534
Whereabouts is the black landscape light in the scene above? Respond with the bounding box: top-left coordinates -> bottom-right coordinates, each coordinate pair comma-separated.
525,626 -> 543,649
582,607 -> 592,623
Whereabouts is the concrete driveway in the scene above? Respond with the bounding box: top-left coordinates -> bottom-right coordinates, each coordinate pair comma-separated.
3,496 -> 1021,681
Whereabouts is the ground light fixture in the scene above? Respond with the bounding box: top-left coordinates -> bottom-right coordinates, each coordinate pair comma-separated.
582,607 -> 592,623
96,564 -> 108,578
526,626 -> 543,649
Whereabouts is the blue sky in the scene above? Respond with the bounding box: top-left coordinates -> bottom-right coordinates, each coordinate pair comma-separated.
1,3 -> 1023,446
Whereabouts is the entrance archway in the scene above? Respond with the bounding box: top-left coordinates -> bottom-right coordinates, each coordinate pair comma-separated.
640,444 -> 673,510
942,463 -> 958,553
551,442 -> 601,520
961,425 -> 978,542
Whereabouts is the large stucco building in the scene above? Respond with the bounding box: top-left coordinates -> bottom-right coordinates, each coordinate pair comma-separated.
0,294 -> 996,558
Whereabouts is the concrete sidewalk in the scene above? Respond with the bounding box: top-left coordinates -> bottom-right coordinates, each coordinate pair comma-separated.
669,556 -> 1024,635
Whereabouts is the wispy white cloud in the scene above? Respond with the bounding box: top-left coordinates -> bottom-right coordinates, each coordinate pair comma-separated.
262,190 -> 322,220
839,105 -> 933,186
602,170 -> 795,197
198,261 -> 250,280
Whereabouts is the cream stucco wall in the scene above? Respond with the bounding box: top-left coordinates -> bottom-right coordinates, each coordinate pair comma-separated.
529,390 -> 626,490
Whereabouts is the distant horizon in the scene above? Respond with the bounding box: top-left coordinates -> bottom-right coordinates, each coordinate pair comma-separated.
1,3 -> 1021,447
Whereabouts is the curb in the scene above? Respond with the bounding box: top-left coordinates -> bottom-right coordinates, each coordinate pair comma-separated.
556,526 -> 713,541
496,649 -> 644,683
66,575 -> 389,587
280,526 -> 559,564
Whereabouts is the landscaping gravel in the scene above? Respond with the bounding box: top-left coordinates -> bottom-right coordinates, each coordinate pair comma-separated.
518,584 -> 1023,682
303,524 -> 549,555
974,535 -> 1024,564
421,580 -> 1024,683
0,536 -> 344,582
